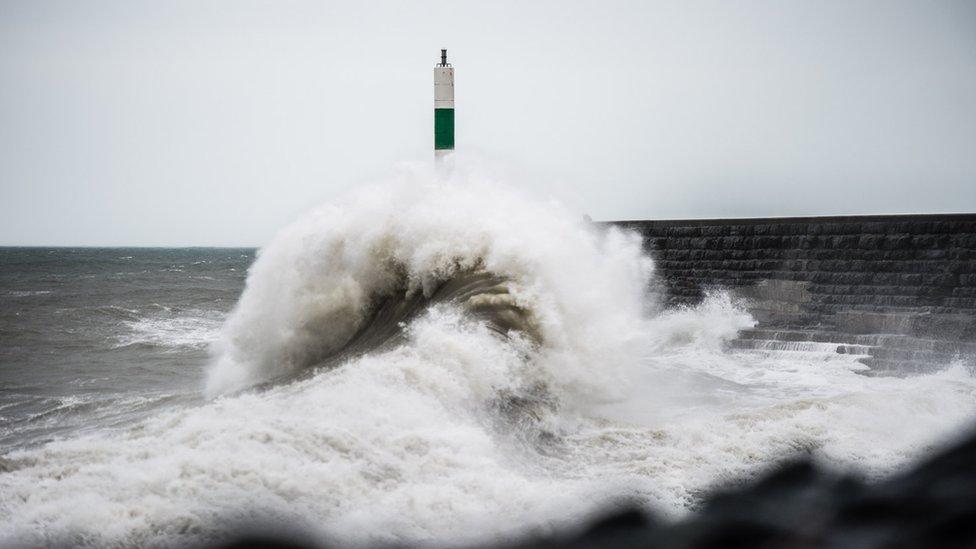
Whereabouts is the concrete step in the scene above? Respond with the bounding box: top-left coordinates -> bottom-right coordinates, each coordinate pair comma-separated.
728,338 -> 873,356
737,328 -> 976,354
731,327 -> 976,376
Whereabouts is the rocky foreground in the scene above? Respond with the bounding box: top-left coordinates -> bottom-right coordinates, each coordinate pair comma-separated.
217,425 -> 976,549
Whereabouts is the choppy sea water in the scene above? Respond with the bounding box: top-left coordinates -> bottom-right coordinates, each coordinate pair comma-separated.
0,247 -> 252,449
1,167 -> 975,548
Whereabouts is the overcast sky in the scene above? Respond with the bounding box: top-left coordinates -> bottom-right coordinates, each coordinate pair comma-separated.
2,0 -> 975,246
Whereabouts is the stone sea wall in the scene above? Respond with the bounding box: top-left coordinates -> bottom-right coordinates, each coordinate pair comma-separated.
610,214 -> 976,372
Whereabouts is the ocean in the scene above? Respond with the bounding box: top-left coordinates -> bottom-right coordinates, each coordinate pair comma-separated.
0,247 -> 253,450
1,171 -> 975,547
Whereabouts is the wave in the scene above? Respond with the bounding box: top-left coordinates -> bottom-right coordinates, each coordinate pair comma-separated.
115,310 -> 225,351
2,160 -> 975,547
206,162 -> 654,403
6,290 -> 54,298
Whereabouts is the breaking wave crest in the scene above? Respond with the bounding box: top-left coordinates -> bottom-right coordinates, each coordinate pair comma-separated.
206,162 -> 654,406
2,160 -> 976,548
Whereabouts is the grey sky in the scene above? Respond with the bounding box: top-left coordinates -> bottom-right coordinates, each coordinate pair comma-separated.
2,0 -> 975,246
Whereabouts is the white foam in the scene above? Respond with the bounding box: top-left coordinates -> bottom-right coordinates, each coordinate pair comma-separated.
116,311 -> 225,350
205,159 -> 654,402
7,290 -> 53,297
1,158 -> 975,547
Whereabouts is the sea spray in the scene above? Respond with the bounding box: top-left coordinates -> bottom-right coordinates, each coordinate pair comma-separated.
206,161 -> 654,403
2,160 -> 976,547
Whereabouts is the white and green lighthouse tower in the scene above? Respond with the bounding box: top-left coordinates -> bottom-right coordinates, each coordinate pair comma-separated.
434,49 -> 454,160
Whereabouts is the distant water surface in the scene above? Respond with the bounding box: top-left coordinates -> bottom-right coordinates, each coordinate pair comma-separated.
0,247 -> 253,449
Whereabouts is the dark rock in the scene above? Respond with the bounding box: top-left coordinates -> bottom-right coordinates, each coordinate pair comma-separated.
207,427 -> 976,549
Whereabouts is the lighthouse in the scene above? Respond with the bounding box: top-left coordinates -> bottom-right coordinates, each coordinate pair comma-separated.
434,49 -> 454,160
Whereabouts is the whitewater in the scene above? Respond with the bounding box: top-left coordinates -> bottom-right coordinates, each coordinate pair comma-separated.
1,160 -> 975,548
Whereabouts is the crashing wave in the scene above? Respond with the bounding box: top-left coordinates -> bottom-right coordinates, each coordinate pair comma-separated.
206,162 -> 654,403
4,160 -> 976,548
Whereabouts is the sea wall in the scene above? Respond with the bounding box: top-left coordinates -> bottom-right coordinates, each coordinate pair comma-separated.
610,214 -> 976,372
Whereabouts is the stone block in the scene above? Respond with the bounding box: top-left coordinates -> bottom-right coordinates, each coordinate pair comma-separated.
702,225 -> 729,237
915,248 -> 946,260
858,234 -> 881,249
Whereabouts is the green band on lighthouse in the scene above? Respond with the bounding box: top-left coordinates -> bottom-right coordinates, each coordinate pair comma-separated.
434,108 -> 454,150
